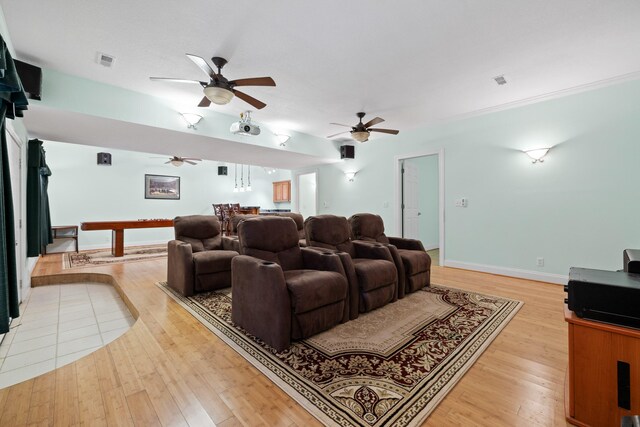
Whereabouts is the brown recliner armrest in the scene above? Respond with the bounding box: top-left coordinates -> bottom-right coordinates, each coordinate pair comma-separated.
388,236 -> 426,251
303,246 -> 360,320
231,255 -> 291,352
222,235 -> 239,252
301,248 -> 350,323
385,244 -> 405,300
167,240 -> 195,296
353,240 -> 394,263
301,247 -> 345,275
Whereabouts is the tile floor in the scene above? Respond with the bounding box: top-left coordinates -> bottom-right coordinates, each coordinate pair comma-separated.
0,282 -> 135,389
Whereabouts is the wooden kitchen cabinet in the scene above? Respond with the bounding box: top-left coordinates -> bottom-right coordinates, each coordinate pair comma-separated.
273,180 -> 291,203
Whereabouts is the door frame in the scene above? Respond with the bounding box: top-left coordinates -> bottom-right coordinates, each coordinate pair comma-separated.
292,168 -> 319,216
5,122 -> 28,302
394,148 -> 445,267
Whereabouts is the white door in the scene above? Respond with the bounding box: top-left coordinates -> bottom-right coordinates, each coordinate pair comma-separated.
6,130 -> 23,302
402,161 -> 420,239
297,172 -> 317,219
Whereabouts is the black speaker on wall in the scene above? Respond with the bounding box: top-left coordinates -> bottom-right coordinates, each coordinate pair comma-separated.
97,152 -> 112,165
15,60 -> 42,101
340,145 -> 355,159
218,166 -> 228,176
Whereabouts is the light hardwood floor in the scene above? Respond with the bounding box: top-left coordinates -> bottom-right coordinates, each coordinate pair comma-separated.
0,254 -> 571,426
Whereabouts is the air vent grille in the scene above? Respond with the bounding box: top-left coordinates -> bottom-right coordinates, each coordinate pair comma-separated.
97,52 -> 116,68
494,75 -> 507,85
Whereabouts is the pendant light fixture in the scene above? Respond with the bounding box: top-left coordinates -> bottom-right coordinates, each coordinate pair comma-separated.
233,164 -> 239,192
246,165 -> 252,192
240,164 -> 245,192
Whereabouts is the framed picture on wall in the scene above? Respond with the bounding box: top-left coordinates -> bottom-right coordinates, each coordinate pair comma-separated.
145,174 -> 180,200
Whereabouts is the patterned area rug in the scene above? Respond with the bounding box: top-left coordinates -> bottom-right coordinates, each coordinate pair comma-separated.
63,244 -> 167,269
157,282 -> 521,426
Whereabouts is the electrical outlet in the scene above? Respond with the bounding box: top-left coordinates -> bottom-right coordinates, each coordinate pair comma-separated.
323,201 -> 329,208
383,201 -> 389,208
536,257 -> 544,267
455,198 -> 468,207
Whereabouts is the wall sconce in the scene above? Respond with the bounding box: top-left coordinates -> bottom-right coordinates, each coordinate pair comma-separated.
275,134 -> 290,147
345,171 -> 357,182
181,113 -> 203,129
524,148 -> 550,163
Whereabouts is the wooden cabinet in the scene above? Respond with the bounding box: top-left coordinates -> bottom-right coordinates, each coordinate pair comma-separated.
272,180 -> 291,203
565,306 -> 640,426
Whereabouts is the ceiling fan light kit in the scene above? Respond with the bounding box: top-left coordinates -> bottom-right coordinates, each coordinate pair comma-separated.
203,86 -> 234,105
351,131 -> 370,143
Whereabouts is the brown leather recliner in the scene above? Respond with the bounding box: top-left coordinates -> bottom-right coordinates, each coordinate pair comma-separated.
304,214 -> 398,320
274,212 -> 307,247
349,213 -> 431,298
232,216 -> 349,351
167,215 -> 238,296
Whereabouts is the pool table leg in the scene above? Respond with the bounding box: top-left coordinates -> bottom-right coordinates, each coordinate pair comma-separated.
112,229 -> 125,257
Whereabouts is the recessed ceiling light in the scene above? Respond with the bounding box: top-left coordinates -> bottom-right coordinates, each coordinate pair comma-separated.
494,75 -> 507,85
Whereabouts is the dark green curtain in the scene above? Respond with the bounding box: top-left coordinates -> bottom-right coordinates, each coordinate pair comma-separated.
26,139 -> 52,257
0,35 -> 28,333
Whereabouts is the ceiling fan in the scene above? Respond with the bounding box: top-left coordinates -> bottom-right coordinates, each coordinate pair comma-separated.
150,55 -> 275,110
327,112 -> 399,142
162,156 -> 202,167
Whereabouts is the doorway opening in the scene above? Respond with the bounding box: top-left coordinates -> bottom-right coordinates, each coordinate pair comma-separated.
296,171 -> 317,219
396,150 -> 444,267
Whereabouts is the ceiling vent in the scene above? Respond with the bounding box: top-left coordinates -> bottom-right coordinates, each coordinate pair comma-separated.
493,75 -> 507,85
97,52 -> 116,68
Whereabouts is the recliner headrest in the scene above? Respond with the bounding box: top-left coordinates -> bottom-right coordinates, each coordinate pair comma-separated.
349,213 -> 386,241
239,216 -> 299,252
304,215 -> 350,246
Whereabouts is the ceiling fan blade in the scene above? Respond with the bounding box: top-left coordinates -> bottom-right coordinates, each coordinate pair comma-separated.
363,117 -> 385,128
150,77 -> 207,86
184,160 -> 198,165
186,54 -> 216,78
233,89 -> 266,109
198,96 -> 211,107
369,128 -> 399,135
329,123 -> 353,128
230,77 -> 276,87
164,160 -> 172,164
182,158 -> 202,161
327,131 -> 350,138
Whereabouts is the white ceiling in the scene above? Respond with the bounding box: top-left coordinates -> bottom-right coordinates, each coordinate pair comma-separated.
3,0 -> 640,163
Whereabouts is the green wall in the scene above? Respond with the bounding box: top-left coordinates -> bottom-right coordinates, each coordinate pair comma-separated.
45,141 -> 291,251
310,78 -> 640,282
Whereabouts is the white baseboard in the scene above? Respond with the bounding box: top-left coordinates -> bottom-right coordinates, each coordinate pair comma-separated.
423,244 -> 439,251
443,259 -> 567,285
